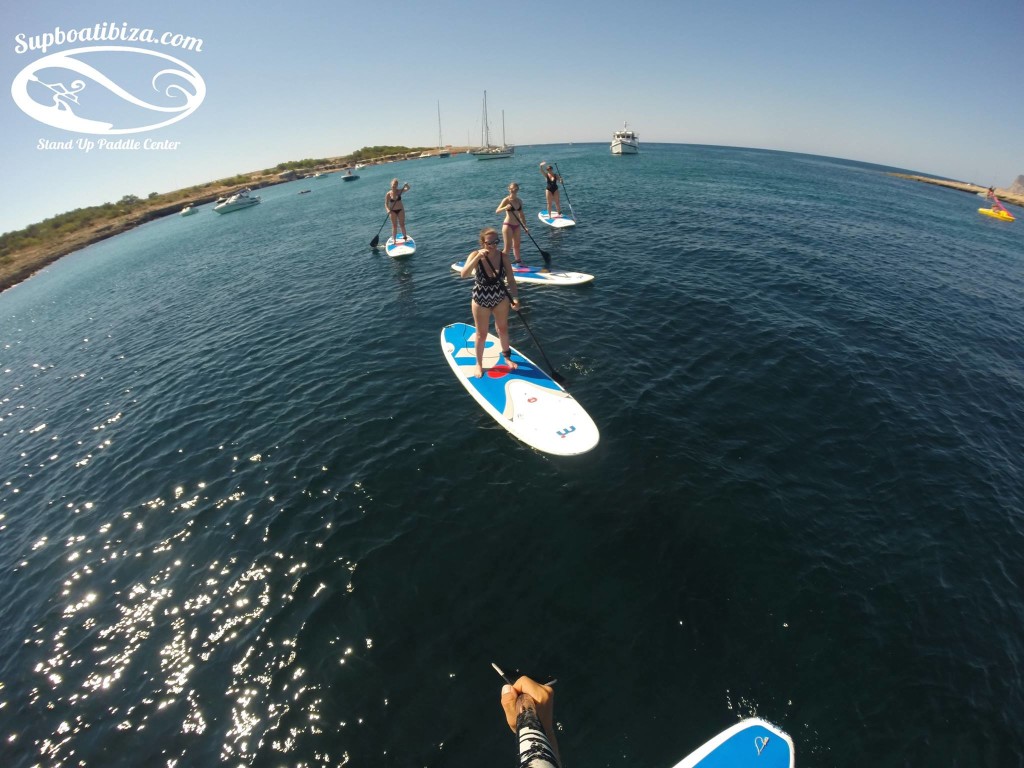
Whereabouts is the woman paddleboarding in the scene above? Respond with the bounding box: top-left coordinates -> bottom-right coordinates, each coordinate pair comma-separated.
460,227 -> 520,378
385,178 -> 410,241
496,182 -> 529,264
539,162 -> 562,218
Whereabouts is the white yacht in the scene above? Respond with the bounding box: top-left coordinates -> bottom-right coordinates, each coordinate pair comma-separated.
179,204 -> 198,216
213,188 -> 261,214
611,122 -> 639,154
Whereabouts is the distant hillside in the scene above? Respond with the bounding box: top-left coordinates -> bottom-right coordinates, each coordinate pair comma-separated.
1010,175 -> 1024,195
0,145 -> 439,292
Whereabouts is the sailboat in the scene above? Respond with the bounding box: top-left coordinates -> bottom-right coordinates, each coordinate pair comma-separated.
437,102 -> 450,158
471,91 -> 514,160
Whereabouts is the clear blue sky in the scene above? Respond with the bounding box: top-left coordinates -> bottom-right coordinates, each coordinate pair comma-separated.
3,0 -> 1022,234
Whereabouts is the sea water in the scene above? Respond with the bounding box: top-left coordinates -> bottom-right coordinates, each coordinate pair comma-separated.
1,145 -> 1022,767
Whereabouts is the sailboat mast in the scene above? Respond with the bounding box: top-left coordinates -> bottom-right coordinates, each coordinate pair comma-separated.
502,110 -> 506,147
437,101 -> 442,148
482,90 -> 490,148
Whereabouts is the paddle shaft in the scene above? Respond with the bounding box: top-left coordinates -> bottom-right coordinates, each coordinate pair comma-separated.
553,163 -> 576,222
369,212 -> 390,248
511,209 -> 551,266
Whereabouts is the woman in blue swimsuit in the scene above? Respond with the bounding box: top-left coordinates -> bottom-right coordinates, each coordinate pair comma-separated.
460,227 -> 520,378
496,182 -> 529,264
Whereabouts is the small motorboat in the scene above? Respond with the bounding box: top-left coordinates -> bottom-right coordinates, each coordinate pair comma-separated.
213,188 -> 261,214
342,169 -> 360,182
179,204 -> 198,216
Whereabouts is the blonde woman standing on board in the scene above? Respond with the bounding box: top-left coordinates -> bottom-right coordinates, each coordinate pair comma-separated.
496,181 -> 528,264
385,178 -> 410,240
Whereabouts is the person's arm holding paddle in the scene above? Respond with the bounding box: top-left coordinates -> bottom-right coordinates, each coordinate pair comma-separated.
500,676 -> 560,768
460,247 -> 484,279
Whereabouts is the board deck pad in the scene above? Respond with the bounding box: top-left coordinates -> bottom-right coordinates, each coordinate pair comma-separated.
669,718 -> 794,768
452,261 -> 594,286
538,211 -> 576,228
386,234 -> 416,257
441,322 -> 599,455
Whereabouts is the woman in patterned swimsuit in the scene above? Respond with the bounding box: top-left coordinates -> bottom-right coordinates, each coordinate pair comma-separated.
496,182 -> 528,264
460,227 -> 520,378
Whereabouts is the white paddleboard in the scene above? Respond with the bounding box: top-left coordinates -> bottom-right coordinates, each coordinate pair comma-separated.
386,234 -> 416,257
669,718 -> 794,768
538,211 -> 576,228
451,261 -> 594,286
440,322 -> 599,456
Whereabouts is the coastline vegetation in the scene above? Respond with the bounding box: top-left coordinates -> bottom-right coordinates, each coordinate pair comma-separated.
0,144 -> 437,292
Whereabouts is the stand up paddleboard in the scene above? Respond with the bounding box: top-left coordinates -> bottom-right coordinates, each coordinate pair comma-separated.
451,261 -> 594,286
386,234 -> 416,257
538,211 -> 576,228
441,322 -> 599,456
669,718 -> 794,768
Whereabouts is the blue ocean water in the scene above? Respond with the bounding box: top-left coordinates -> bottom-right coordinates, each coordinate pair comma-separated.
1,144 -> 1022,767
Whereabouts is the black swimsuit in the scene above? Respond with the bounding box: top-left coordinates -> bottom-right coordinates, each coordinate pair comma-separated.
388,191 -> 403,214
545,174 -> 558,193
472,252 -> 507,309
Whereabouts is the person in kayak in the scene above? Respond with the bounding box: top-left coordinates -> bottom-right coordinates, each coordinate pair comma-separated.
500,675 -> 560,768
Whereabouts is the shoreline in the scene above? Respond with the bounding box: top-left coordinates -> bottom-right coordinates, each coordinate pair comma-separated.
0,147 -> 471,294
889,173 -> 1024,207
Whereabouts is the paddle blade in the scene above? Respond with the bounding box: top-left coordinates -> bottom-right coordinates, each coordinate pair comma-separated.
370,235 -> 380,248
540,250 -> 551,266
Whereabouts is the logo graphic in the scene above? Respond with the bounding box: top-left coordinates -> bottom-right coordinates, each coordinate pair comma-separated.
11,45 -> 205,134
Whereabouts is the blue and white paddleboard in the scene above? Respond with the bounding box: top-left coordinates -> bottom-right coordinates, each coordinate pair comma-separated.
538,211 -> 576,228
669,719 -> 794,768
451,261 -> 594,286
441,322 -> 599,456
386,234 -> 416,257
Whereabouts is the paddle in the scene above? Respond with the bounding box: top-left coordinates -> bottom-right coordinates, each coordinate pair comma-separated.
492,663 -> 560,768
553,163 -> 576,222
369,212 -> 389,249
511,208 -> 552,267
475,249 -> 566,384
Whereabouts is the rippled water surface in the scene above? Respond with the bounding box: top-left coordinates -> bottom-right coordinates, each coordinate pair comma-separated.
1,145 -> 1023,767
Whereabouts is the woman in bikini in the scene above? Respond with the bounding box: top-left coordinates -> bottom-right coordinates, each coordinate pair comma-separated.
539,162 -> 561,217
495,182 -> 529,264
460,227 -> 520,378
385,178 -> 410,241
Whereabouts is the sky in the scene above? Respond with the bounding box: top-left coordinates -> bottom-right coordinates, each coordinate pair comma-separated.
2,0 -> 1023,234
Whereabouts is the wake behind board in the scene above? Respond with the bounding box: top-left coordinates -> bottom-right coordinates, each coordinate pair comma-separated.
451,261 -> 594,286
386,234 -> 416,257
441,322 -> 599,456
669,718 -> 794,768
538,211 -> 576,228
